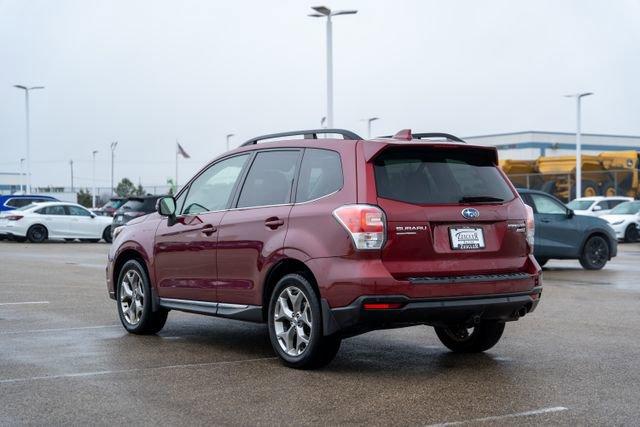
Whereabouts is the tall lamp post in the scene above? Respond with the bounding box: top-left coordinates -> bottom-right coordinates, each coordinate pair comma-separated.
14,85 -> 45,194
226,133 -> 235,151
362,117 -> 379,138
308,6 -> 357,129
564,92 -> 593,199
92,150 -> 98,208
19,158 -> 25,193
110,141 -> 118,196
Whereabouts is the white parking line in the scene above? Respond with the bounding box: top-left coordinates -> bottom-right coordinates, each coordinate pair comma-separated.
0,301 -> 49,306
0,325 -> 120,335
0,356 -> 278,384
426,406 -> 569,426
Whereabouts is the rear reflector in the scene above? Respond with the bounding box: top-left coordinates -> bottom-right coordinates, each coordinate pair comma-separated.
363,303 -> 403,310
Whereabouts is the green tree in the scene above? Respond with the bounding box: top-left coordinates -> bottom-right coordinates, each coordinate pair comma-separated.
134,184 -> 145,196
115,178 -> 136,197
77,188 -> 92,207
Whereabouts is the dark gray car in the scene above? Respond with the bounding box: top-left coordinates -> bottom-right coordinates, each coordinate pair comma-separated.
518,188 -> 617,270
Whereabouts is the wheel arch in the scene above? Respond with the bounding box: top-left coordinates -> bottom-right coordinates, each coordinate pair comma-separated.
27,223 -> 48,239
580,230 -> 614,260
261,257 -> 319,322
113,249 -> 159,311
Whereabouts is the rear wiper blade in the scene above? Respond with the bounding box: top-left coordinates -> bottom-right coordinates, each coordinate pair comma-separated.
459,196 -> 504,203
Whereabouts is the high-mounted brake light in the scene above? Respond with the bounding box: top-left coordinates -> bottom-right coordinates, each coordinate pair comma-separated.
524,204 -> 535,253
332,204 -> 386,250
6,215 -> 24,221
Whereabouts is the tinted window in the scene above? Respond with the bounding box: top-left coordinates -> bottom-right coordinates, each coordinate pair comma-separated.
182,154 -> 250,215
296,149 -> 342,203
530,194 -> 567,215
237,151 -> 299,208
67,206 -> 92,216
608,199 -> 627,208
6,198 -> 42,208
38,205 -> 66,215
595,201 -> 610,210
567,200 -> 594,210
121,198 -> 159,213
610,201 -> 640,215
373,148 -> 514,205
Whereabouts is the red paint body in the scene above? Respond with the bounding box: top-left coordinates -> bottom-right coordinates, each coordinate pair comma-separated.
106,137 -> 541,325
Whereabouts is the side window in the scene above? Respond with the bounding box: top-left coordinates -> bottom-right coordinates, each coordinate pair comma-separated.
296,149 -> 343,203
608,200 -> 624,208
39,205 -> 66,215
67,206 -> 92,216
237,150 -> 300,208
595,201 -> 609,210
174,189 -> 188,214
182,154 -> 250,215
6,198 -> 32,208
531,194 -> 566,215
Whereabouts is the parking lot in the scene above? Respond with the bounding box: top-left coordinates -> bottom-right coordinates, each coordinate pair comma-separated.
0,241 -> 639,425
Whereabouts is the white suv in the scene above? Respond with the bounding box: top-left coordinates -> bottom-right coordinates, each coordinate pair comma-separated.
567,196 -> 633,217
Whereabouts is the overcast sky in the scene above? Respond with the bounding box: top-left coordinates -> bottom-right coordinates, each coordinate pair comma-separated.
1,0 -> 639,189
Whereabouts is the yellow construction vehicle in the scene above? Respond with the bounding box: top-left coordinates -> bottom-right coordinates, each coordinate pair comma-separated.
500,151 -> 639,201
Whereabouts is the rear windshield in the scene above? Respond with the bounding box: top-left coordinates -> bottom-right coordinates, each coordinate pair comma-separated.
373,147 -> 514,205
610,201 -> 640,215
104,199 -> 125,209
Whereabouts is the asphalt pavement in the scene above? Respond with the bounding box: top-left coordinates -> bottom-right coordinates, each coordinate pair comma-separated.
1,241 -> 639,425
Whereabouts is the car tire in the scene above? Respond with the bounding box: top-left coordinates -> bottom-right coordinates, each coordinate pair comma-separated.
81,239 -> 100,243
64,238 -> 75,242
27,225 -> 47,243
103,226 -> 112,243
116,259 -> 168,334
267,273 -> 341,369
579,235 -> 610,270
535,257 -> 549,268
624,224 -> 639,243
435,321 -> 505,353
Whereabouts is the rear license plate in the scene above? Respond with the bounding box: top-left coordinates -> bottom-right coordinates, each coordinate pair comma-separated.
449,227 -> 485,250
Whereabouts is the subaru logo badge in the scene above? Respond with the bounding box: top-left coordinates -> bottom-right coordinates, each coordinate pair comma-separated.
461,208 -> 480,220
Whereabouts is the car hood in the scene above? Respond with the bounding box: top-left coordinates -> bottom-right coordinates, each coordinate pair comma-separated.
601,214 -> 635,224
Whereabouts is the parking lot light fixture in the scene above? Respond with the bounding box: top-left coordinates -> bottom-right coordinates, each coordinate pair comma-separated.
226,133 -> 235,151
564,92 -> 593,199
308,6 -> 357,129
19,158 -> 25,193
14,85 -> 45,194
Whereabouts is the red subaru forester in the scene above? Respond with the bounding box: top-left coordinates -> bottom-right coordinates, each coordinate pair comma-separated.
106,129 -> 541,369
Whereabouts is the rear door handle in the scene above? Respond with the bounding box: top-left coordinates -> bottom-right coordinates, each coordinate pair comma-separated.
540,219 -> 551,223
265,217 -> 285,229
201,224 -> 217,236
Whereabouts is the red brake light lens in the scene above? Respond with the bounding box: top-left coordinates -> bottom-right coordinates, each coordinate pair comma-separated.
524,204 -> 535,253
6,215 -> 24,221
364,303 -> 403,310
332,204 -> 386,250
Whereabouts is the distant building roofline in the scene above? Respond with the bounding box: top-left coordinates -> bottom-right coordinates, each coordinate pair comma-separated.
464,130 -> 640,140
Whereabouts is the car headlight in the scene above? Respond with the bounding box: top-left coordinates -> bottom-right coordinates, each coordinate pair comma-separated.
112,225 -> 124,239
609,220 -> 624,225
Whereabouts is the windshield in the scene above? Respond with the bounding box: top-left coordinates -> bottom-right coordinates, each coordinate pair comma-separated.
373,147 -> 514,204
567,200 -> 594,210
609,201 -> 640,215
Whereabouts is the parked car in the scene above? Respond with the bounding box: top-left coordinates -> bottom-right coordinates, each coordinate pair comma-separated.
96,197 -> 127,217
600,201 -> 640,242
518,189 -> 617,269
567,196 -> 632,217
0,202 -> 113,243
0,194 -> 57,212
107,128 -> 542,369
111,196 -> 162,234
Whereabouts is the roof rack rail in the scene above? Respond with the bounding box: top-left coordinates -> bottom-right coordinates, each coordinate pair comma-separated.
241,128 -> 362,147
379,131 -> 466,143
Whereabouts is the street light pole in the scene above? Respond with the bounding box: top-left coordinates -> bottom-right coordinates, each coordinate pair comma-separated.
19,158 -> 25,193
69,159 -> 74,192
308,6 -> 357,128
110,141 -> 118,196
92,150 -> 98,208
564,92 -> 593,199
362,117 -> 379,139
226,133 -> 235,151
14,85 -> 44,194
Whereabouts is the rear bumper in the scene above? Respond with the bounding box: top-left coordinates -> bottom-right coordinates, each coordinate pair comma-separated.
322,287 -> 542,337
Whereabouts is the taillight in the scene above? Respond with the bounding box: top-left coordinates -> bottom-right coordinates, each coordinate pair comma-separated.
332,204 -> 386,250
6,215 -> 24,221
525,204 -> 535,253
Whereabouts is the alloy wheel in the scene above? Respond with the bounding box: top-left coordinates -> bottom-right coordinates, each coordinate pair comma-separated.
120,269 -> 144,325
586,237 -> 608,266
273,286 -> 312,356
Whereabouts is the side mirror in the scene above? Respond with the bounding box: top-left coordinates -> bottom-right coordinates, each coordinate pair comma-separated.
90,213 -> 96,218
592,205 -> 602,211
157,196 -> 176,217
566,209 -> 574,218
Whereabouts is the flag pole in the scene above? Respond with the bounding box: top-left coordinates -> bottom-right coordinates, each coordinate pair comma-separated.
175,140 -> 179,189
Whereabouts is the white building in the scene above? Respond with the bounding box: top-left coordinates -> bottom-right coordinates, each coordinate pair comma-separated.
464,131 -> 640,160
